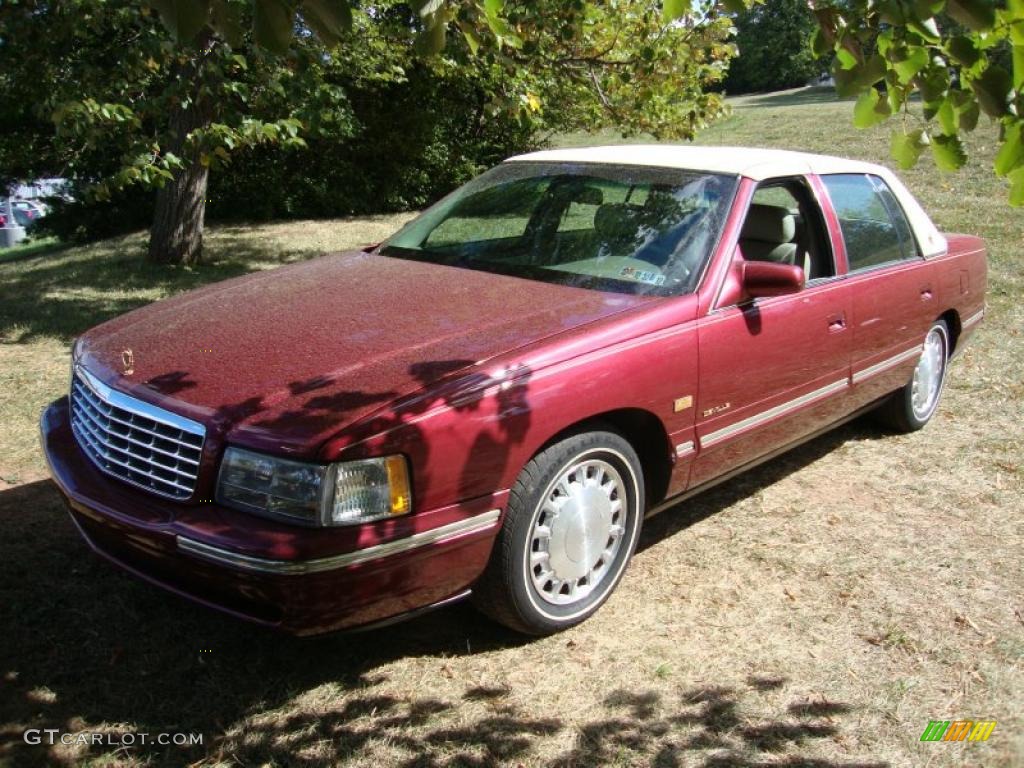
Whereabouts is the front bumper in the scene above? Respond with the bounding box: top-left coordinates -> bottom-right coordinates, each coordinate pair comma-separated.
41,398 -> 505,635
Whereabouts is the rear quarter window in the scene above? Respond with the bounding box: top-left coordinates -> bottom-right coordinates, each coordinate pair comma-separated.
822,174 -> 919,271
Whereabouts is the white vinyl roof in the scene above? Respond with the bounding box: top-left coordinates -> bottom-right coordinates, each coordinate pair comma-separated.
508,145 -> 885,181
506,144 -> 947,257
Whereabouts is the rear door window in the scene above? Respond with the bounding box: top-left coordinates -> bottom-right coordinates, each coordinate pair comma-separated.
821,174 -> 920,271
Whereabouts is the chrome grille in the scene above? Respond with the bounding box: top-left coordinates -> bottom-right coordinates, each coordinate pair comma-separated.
70,367 -> 206,500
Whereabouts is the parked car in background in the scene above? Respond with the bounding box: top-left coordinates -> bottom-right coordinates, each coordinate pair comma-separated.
7,200 -> 46,229
14,199 -> 47,217
42,146 -> 986,636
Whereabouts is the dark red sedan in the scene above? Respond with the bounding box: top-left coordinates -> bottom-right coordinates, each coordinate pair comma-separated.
41,146 -> 986,635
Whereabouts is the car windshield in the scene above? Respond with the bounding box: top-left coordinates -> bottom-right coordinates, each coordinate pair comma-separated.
381,161 -> 738,296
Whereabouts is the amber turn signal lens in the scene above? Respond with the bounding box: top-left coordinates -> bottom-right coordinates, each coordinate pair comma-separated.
385,455 -> 412,516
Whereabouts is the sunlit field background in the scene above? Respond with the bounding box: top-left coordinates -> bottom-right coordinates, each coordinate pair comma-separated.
1,87 -> 1021,767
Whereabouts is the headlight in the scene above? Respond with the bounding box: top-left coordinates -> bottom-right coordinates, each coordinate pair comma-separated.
216,448 -> 411,527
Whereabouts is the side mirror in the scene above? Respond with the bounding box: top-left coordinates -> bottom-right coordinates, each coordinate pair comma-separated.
740,261 -> 805,299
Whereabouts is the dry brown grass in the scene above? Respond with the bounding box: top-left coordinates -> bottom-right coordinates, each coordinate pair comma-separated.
0,90 -> 1021,767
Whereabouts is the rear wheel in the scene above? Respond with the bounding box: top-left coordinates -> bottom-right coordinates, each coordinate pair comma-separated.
473,429 -> 644,635
875,319 -> 949,432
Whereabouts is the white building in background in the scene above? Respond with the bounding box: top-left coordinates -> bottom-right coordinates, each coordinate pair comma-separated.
10,177 -> 71,201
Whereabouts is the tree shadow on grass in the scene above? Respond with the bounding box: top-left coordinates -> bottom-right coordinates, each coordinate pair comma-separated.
0,417 -> 893,767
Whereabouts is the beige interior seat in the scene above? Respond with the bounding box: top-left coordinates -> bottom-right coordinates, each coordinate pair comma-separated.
739,203 -> 799,266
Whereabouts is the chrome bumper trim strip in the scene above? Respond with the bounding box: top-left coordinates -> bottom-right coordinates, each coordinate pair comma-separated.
701,379 -> 848,449
852,345 -> 923,385
177,509 -> 502,575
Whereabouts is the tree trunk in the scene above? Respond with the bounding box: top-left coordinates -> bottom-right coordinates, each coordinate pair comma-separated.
147,149 -> 209,265
147,50 -> 213,266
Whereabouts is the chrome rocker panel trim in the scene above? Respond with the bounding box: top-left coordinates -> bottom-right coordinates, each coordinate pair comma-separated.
962,308 -> 984,329
701,378 -> 849,449
851,345 -> 923,385
177,509 -> 502,575
675,440 -> 695,458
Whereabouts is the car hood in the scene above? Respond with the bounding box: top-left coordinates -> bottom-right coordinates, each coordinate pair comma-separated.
76,251 -> 651,455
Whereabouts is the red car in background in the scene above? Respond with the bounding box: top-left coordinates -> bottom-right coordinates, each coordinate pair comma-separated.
41,146 -> 986,635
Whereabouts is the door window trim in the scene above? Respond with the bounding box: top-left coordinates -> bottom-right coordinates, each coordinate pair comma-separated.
820,172 -> 925,275
711,175 -> 842,313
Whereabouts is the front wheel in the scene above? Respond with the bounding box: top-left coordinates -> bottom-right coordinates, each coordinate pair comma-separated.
473,429 -> 644,635
875,319 -> 950,432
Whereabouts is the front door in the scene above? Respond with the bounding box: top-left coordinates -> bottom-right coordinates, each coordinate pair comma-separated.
690,177 -> 852,487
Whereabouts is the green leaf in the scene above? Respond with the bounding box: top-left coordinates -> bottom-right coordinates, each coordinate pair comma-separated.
892,46 -> 929,84
994,122 -> 1024,175
931,133 -> 967,171
719,0 -> 748,13
891,128 -> 929,169
945,0 -> 996,32
836,47 -> 858,70
853,88 -> 892,128
1010,3 -> 1024,45
302,0 -> 353,48
1009,166 -> 1024,206
811,28 -> 832,59
148,0 -> 210,42
862,55 -> 887,87
947,35 -> 981,68
876,0 -> 907,24
947,90 -> 980,132
210,0 -> 243,47
254,0 -> 293,54
832,55 -> 886,97
907,17 -> 941,42
937,98 -> 958,134
812,7 -> 839,45
1014,44 -> 1024,89
663,0 -> 687,22
969,65 -> 1012,117
913,0 -> 944,16
415,19 -> 447,56
413,0 -> 445,18
458,21 -> 481,55
916,65 -> 949,102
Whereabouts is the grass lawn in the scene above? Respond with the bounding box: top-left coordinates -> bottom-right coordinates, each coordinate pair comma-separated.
1,88 -> 1021,767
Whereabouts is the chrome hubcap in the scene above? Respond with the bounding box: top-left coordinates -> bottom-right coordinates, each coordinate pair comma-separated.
911,328 -> 946,420
528,458 -> 627,605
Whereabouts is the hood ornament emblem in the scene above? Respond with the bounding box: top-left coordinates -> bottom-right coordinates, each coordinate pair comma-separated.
121,349 -> 134,376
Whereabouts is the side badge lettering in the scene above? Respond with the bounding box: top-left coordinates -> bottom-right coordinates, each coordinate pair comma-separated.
703,402 -> 731,417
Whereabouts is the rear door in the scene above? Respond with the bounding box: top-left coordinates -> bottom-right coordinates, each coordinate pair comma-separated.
818,174 -> 936,409
691,177 -> 852,487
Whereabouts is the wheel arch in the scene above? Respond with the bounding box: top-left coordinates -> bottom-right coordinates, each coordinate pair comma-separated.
937,308 -> 962,355
532,407 -> 673,510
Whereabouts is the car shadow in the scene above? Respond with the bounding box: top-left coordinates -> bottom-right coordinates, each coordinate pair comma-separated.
639,418 -> 887,553
0,417 -> 892,766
